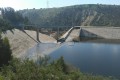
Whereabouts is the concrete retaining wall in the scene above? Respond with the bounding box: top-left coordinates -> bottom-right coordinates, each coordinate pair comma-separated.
59,26 -> 120,42
81,27 -> 120,39
80,29 -> 102,38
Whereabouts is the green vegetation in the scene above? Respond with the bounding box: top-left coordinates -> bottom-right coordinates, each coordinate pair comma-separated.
0,34 -> 12,67
0,34 -> 118,80
0,5 -> 120,79
0,56 -> 117,80
20,4 -> 120,27
0,7 -> 29,31
0,36 -> 117,79
0,18 -> 13,31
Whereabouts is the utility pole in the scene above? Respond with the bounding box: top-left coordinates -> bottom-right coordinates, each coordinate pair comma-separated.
47,0 -> 49,8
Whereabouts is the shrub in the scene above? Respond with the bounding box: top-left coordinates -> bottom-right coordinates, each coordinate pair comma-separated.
0,35 -> 12,67
0,56 -> 117,80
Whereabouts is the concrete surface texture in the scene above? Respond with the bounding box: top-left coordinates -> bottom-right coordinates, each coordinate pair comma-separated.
2,29 -> 57,57
60,27 -> 73,39
66,29 -> 80,41
81,27 -> 120,39
61,26 -> 120,42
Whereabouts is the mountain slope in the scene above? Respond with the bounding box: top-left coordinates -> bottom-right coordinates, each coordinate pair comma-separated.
19,4 -> 120,27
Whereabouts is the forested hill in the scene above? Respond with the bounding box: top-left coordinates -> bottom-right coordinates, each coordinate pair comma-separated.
19,4 -> 120,27
0,7 -> 29,31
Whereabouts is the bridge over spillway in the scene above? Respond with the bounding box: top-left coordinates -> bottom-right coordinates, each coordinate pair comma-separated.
21,24 -> 120,43
58,26 -> 120,42
22,25 -> 71,43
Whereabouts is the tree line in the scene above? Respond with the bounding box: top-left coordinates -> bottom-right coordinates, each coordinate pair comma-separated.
0,56 -> 117,80
19,4 -> 120,27
0,7 -> 29,31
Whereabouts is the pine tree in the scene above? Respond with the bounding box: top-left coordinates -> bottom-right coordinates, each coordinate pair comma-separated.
0,35 -> 12,67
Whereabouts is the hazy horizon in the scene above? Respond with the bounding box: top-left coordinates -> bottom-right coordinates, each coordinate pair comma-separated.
0,0 -> 120,10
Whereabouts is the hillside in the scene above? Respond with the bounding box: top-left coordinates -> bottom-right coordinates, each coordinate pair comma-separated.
19,4 -> 120,27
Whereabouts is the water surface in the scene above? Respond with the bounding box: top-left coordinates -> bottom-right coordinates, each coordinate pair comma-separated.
23,41 -> 120,78
49,42 -> 120,78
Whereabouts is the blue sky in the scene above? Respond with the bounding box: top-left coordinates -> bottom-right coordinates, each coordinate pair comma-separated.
0,0 -> 119,10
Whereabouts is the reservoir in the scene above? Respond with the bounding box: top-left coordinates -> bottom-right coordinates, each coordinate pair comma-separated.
24,40 -> 120,78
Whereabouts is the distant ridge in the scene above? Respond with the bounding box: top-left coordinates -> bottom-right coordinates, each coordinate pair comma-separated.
19,4 -> 120,27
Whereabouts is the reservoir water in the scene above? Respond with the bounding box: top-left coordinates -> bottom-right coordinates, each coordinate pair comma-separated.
24,40 -> 120,78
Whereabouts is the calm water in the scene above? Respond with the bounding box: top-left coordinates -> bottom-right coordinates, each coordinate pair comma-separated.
49,42 -> 120,78
24,41 -> 120,78
21,43 -> 60,60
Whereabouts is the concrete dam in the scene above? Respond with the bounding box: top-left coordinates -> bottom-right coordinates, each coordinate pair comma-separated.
59,26 -> 120,42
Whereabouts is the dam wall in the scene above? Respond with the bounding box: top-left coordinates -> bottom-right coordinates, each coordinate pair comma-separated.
2,29 -> 56,57
80,27 -> 120,39
56,26 -> 120,42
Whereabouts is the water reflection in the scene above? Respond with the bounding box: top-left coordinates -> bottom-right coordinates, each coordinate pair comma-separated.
21,43 -> 60,60
21,40 -> 120,78
49,42 -> 120,78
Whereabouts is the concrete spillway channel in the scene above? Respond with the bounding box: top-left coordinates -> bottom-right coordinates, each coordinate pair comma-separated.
58,26 -> 120,43
65,27 -> 81,42
58,27 -> 81,42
